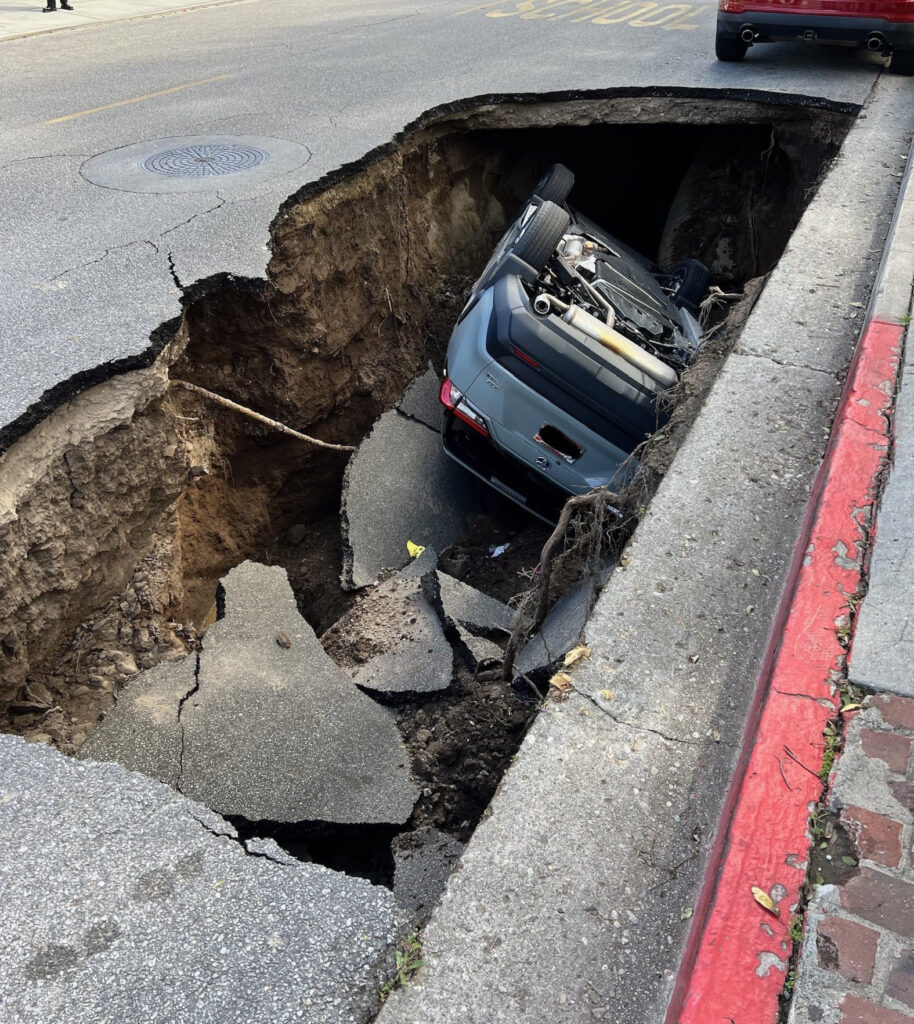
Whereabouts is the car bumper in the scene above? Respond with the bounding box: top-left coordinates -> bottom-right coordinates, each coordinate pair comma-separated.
442,413 -> 572,525
717,11 -> 914,45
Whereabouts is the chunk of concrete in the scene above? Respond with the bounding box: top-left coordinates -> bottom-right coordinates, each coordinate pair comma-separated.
342,409 -> 479,589
87,562 -> 419,825
327,574 -> 453,695
2,733 -> 405,1024
392,827 -> 464,919
397,364 -> 442,432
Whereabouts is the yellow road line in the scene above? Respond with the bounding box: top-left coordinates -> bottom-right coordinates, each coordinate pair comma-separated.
45,73 -> 233,125
456,0 -> 510,14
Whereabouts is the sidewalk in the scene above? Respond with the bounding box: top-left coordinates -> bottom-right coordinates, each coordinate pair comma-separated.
788,154 -> 914,1024
0,0 -> 247,42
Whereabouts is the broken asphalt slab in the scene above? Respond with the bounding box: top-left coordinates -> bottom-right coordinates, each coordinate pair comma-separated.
0,733 -> 406,1024
514,578 -> 601,678
392,826 -> 464,919
78,654 -> 193,780
435,570 -> 514,635
396,365 -> 442,432
341,407 -> 480,589
323,573 -> 453,696
84,561 -> 418,824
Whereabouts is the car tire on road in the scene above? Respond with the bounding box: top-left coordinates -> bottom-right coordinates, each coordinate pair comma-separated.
888,49 -> 914,75
669,259 -> 710,314
513,200 -> 571,272
532,163 -> 575,205
715,31 -> 748,61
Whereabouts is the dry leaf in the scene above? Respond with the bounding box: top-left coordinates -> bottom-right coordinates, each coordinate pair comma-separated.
599,689 -> 615,701
276,632 -> 292,649
549,672 -> 573,692
564,645 -> 591,668
841,703 -> 862,713
751,886 -> 780,917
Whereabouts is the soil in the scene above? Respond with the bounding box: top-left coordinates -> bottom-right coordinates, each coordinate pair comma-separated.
397,664 -> 540,841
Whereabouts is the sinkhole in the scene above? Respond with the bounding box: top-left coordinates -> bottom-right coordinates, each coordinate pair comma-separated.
0,92 -> 852,894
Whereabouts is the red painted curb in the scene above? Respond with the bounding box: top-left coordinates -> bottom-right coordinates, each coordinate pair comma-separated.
668,318 -> 904,1024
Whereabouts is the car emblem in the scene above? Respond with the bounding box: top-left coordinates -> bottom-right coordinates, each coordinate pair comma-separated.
485,373 -> 502,389
536,456 -> 550,470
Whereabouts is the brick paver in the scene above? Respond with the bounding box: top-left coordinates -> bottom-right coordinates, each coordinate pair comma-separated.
789,696 -> 914,1023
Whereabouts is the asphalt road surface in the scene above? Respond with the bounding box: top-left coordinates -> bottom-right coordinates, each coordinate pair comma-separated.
0,0 -> 886,450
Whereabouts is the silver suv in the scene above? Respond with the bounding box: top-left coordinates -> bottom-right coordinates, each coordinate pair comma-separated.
440,164 -> 708,522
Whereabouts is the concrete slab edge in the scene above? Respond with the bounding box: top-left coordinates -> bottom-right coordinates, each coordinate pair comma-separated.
870,124 -> 914,327
668,133 -> 914,1024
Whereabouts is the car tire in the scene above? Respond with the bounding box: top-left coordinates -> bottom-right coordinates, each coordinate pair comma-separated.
888,49 -> 914,75
715,31 -> 748,61
512,200 -> 571,272
532,163 -> 575,205
668,259 -> 709,314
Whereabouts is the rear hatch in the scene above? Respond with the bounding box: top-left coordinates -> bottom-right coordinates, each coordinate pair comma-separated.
462,361 -> 636,497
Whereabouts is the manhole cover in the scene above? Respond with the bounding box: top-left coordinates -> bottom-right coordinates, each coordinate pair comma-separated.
139,143 -> 270,178
81,135 -> 309,194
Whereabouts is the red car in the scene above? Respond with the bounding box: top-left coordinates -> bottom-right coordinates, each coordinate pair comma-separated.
715,0 -> 914,73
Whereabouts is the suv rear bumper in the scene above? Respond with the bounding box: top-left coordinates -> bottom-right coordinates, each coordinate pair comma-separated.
717,10 -> 914,45
442,413 -> 571,524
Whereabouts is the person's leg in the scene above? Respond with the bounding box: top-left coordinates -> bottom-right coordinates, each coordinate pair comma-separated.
60,0 -> 73,7
42,1 -> 57,10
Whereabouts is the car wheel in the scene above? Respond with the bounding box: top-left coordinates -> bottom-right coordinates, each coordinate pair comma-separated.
512,200 -> 571,272
668,259 -> 709,314
532,163 -> 575,205
715,31 -> 748,61
888,49 -> 914,75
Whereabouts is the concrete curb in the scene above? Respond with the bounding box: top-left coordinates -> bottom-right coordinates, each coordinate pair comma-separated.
668,126 -> 914,1024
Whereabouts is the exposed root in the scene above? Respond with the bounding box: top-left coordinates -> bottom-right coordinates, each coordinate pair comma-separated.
170,379 -> 356,453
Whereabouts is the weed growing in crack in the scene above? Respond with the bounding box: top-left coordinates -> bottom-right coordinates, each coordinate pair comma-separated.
378,932 -> 424,1000
818,719 -> 841,782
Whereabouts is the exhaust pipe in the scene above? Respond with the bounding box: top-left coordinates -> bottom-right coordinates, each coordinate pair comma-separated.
866,32 -> 885,51
740,24 -> 756,43
535,296 -> 678,389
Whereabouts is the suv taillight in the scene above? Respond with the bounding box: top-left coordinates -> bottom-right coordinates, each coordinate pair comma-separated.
439,377 -> 490,437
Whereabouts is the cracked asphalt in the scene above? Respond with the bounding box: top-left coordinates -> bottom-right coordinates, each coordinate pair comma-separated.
0,0 -> 885,450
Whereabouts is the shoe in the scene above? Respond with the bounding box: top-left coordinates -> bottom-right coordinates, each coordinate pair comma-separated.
41,5 -> 57,11
60,2 -> 73,7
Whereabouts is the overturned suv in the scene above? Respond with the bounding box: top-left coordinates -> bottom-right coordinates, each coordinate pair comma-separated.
440,164 -> 708,523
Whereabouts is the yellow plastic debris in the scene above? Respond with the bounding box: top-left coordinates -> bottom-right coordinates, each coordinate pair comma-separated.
406,541 -> 426,559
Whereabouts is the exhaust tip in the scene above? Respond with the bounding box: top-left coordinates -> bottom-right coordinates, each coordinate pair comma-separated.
533,294 -> 552,316
739,24 -> 756,43
866,32 -> 885,51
